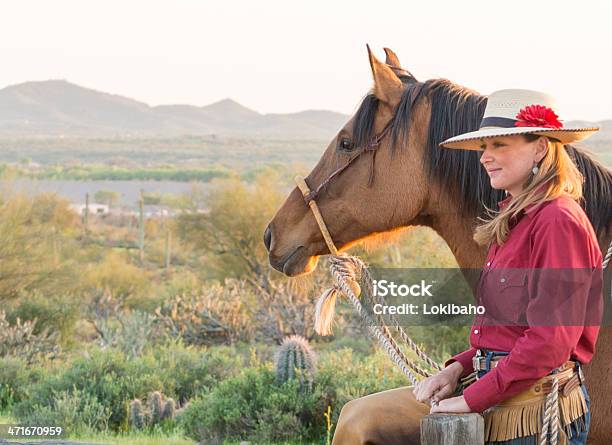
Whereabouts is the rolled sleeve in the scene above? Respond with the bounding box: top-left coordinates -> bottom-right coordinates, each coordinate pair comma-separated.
444,347 -> 476,379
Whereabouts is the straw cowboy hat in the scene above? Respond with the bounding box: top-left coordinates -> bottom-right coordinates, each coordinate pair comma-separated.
439,89 -> 599,150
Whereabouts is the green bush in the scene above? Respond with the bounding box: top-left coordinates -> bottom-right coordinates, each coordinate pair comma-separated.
152,342 -> 243,404
13,348 -> 165,430
93,310 -> 161,358
180,347 -> 410,443
180,364 -> 321,443
0,356 -> 48,410
11,343 -> 245,432
6,291 -> 80,346
19,388 -> 111,435
0,310 -> 60,364
7,340 -> 441,440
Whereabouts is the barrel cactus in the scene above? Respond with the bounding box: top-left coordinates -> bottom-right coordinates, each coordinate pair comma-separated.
129,391 -> 177,430
129,399 -> 146,430
147,391 -> 163,424
161,397 -> 176,420
275,335 -> 316,390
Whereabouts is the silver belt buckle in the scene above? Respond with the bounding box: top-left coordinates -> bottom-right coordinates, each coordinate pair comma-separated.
473,349 -> 483,373
578,363 -> 585,384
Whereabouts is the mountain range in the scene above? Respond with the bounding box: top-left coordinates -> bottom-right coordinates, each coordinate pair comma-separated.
0,80 -> 348,139
0,80 -> 610,143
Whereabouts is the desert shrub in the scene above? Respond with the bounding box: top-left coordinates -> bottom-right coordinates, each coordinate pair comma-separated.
248,277 -> 323,343
152,342 -> 243,404
6,291 -> 81,346
406,325 -> 472,364
19,388 -> 111,435
180,364 -> 320,443
180,347 -> 409,443
314,348 -> 408,409
159,269 -> 203,299
88,290 -> 165,357
13,348 -> 165,430
129,269 -> 203,312
154,280 -> 254,345
94,310 -> 161,358
318,334 -> 374,357
12,343 -> 245,432
83,251 -> 151,300
0,356 -> 49,410
0,310 -> 60,363
0,192 -> 80,302
175,175 -> 283,281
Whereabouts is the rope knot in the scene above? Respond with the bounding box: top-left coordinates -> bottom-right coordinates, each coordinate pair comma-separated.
313,255 -> 364,336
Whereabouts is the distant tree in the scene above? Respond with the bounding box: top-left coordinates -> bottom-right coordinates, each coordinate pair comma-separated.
94,189 -> 120,207
159,193 -> 190,209
0,192 -> 80,302
142,192 -> 161,205
176,172 -> 283,286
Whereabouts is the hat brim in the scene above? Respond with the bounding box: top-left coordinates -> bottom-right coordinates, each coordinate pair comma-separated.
438,126 -> 599,151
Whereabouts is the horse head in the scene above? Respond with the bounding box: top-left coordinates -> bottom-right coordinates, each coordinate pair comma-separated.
264,46 -> 439,276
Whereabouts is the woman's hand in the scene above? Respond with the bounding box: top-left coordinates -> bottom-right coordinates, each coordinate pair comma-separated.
430,395 -> 471,413
413,361 -> 463,404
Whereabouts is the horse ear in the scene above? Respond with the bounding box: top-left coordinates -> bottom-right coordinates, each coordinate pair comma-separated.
383,47 -> 414,79
366,44 -> 403,108
383,47 -> 401,67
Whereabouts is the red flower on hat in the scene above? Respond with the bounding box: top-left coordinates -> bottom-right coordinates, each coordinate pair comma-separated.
514,105 -> 563,129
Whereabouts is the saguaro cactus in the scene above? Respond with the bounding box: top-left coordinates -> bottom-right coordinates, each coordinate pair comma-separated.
275,334 -> 316,390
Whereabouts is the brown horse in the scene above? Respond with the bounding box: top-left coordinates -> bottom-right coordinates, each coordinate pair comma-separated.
264,46 -> 612,444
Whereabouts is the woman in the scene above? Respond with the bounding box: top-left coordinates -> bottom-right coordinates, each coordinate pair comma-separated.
413,89 -> 604,444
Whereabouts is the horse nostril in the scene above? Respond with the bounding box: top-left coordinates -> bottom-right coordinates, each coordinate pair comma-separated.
263,226 -> 272,252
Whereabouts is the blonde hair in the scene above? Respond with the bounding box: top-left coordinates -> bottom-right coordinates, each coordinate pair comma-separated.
473,135 -> 584,247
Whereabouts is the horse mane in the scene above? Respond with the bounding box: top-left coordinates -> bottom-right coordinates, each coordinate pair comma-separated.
351,78 -> 612,237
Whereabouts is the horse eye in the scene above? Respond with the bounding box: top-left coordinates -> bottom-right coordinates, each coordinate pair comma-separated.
338,138 -> 354,152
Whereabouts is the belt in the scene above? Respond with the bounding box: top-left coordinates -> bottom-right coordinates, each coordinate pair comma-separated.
472,350 -> 507,372
472,350 -> 584,397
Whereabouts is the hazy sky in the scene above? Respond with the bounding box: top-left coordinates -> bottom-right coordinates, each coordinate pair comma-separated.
2,0 -> 611,121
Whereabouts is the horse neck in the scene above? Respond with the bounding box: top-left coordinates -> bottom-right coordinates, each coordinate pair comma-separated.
421,187 -> 487,269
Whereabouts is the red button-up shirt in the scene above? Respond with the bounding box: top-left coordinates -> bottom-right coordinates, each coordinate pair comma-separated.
445,194 -> 604,413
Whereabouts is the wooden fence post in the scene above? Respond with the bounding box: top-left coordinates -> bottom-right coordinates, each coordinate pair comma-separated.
84,192 -> 89,237
164,227 -> 172,273
138,189 -> 145,264
421,413 -> 484,445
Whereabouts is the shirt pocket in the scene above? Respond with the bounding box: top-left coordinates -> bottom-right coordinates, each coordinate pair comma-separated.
480,269 -> 529,325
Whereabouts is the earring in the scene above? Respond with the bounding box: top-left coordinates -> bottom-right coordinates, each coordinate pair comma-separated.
532,162 -> 539,175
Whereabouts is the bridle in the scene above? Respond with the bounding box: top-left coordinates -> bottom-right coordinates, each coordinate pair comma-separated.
293,118 -> 396,256
293,81 -> 423,255
300,82 -> 424,207
300,118 -> 394,206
